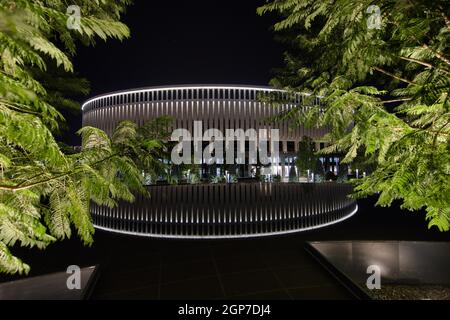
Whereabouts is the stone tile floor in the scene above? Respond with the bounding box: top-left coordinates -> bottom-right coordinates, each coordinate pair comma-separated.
91,239 -> 352,300
1,196 -> 449,300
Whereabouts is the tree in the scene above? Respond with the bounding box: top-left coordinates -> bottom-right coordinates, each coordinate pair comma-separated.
258,0 -> 450,230
0,0 -> 160,274
115,116 -> 174,182
295,136 -> 318,177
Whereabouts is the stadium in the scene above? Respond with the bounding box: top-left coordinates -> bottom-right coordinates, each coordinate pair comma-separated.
82,85 -> 357,238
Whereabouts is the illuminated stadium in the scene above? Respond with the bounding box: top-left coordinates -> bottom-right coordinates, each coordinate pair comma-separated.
82,85 -> 357,238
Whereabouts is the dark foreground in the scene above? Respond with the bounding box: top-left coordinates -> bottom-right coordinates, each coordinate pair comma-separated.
1,196 -> 449,299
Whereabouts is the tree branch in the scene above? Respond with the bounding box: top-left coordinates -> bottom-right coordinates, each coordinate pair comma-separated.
400,56 -> 431,68
0,153 -> 119,192
399,56 -> 446,72
382,98 -> 413,104
444,15 -> 450,30
0,171 -> 73,192
0,100 -> 41,116
440,9 -> 450,30
372,67 -> 416,85
422,44 -> 450,66
385,9 -> 450,66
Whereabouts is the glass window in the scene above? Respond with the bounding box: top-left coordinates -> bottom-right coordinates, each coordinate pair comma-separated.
287,141 -> 295,153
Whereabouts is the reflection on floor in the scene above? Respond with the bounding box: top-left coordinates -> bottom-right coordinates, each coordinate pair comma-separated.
308,241 -> 450,300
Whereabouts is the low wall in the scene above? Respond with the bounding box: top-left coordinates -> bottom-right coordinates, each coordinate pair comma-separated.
91,182 -> 358,238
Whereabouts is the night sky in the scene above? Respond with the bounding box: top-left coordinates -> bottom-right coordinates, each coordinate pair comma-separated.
63,0 -> 283,144
74,0 -> 283,95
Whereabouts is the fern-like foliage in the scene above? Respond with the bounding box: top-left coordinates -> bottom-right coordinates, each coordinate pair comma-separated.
258,0 -> 450,230
0,1 -> 164,275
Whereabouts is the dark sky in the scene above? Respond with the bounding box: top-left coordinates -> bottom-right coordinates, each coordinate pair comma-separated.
73,0 -> 284,97
63,0 -> 284,144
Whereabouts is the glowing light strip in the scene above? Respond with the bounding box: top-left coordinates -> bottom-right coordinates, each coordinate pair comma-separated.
93,204 -> 358,239
81,85 -> 312,111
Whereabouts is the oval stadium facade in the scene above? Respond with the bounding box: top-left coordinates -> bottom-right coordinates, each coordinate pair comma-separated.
82,85 -> 357,238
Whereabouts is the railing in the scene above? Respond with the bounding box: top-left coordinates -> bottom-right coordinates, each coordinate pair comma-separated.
81,85 -> 326,142
81,85 -> 316,112
91,182 -> 357,239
